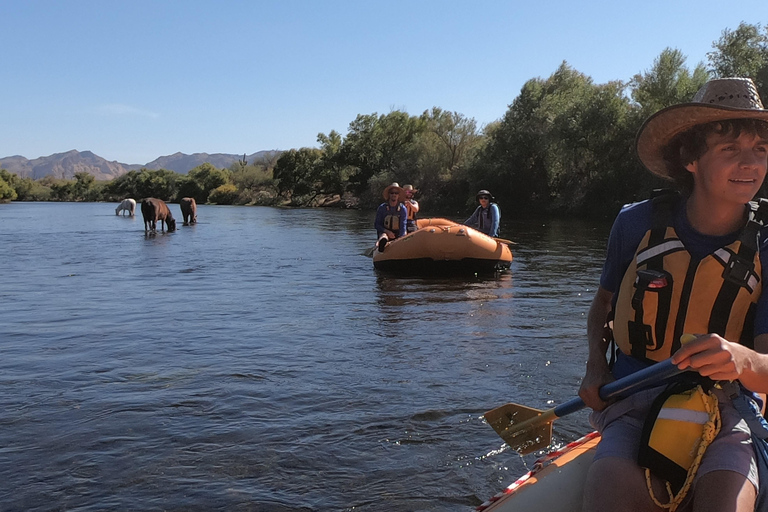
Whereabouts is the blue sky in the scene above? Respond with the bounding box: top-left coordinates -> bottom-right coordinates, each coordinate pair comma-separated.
1,0 -> 765,164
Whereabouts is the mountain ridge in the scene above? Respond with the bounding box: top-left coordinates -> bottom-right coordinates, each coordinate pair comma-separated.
0,150 -> 282,180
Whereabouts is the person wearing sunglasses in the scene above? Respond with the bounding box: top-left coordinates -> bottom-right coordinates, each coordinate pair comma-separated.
464,189 -> 500,237
374,182 -> 407,252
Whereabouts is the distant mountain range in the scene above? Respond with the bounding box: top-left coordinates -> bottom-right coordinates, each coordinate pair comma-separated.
0,150 -> 282,180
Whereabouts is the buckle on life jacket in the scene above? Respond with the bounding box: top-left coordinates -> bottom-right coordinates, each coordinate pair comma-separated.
722,255 -> 755,287
632,269 -> 669,309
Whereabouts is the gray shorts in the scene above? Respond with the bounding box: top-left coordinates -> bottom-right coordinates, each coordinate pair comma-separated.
589,384 -> 758,490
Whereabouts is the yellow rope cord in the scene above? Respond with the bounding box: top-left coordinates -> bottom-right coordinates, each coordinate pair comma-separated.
644,386 -> 722,511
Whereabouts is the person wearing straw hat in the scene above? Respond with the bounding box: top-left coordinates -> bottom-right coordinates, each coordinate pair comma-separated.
464,190 -> 500,237
402,184 -> 419,233
579,77 -> 768,512
374,182 -> 407,252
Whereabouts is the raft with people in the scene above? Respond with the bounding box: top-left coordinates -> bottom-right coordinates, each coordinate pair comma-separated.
372,217 -> 513,275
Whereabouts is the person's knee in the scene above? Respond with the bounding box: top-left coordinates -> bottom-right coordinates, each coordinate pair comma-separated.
583,458 -> 660,512
691,470 -> 755,512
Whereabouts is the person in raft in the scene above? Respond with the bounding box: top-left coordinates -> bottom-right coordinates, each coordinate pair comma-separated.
402,184 -> 419,233
578,77 -> 768,512
374,182 -> 407,252
464,190 -> 500,237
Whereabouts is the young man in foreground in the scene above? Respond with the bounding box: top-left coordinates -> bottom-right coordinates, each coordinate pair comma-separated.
579,78 -> 768,512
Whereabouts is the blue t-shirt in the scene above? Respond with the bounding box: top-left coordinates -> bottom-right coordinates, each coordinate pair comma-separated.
601,198 -> 768,377
374,202 -> 407,238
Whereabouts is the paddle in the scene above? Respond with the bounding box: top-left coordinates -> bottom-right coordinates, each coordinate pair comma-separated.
364,245 -> 376,257
484,357 -> 686,454
494,237 -> 517,247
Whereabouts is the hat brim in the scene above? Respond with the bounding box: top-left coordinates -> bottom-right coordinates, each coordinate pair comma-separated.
636,103 -> 768,178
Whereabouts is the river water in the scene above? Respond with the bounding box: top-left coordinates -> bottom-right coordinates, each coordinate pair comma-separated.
0,202 -> 612,511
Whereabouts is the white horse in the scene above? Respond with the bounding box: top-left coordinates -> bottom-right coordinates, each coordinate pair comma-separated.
115,198 -> 136,216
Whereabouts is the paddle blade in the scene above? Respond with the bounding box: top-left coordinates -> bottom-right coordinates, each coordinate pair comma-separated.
484,403 -> 554,454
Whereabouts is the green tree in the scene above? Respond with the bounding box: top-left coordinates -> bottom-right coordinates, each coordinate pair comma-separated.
0,170 -> 17,201
71,172 -> 96,201
340,111 -> 425,195
107,168 -> 182,201
181,163 -> 231,203
49,179 -> 74,201
315,130 -> 355,197
273,147 -> 324,204
421,107 -> 481,173
631,48 -> 709,115
208,183 -> 239,205
410,108 -> 485,210
230,160 -> 276,205
471,62 -> 646,217
707,22 -> 768,100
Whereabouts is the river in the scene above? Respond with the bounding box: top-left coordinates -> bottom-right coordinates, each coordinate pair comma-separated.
0,202 -> 612,511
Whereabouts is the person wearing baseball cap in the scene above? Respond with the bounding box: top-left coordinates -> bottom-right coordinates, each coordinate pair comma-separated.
579,77 -> 768,512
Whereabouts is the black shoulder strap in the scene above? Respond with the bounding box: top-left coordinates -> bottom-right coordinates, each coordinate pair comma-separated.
646,189 -> 680,264
708,199 -> 765,339
650,189 -> 679,233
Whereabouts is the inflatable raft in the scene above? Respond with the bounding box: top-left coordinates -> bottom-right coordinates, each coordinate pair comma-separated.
372,218 -> 513,275
477,432 -> 599,512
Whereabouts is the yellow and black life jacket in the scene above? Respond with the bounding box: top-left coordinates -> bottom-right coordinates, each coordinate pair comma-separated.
613,192 -> 767,363
383,204 -> 403,234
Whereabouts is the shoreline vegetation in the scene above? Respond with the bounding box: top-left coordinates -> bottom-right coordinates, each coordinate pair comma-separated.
2,23 -> 766,220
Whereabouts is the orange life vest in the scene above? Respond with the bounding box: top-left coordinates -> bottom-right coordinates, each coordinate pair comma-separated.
405,200 -> 418,221
383,204 -> 403,233
613,194 -> 765,362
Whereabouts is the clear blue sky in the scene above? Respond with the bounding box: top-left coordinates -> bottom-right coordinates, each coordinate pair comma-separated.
1,0 -> 765,164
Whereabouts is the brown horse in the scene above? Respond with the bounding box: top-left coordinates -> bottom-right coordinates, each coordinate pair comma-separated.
141,198 -> 176,233
180,197 -> 197,225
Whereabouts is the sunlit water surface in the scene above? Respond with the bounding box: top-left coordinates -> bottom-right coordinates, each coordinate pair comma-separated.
0,202 -> 611,511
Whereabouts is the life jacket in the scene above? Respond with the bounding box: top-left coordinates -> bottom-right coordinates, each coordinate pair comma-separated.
405,200 -> 418,222
613,191 -> 767,363
478,203 -> 500,235
383,203 -> 403,234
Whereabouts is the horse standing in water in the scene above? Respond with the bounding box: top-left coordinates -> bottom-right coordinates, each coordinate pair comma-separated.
180,197 -> 197,225
115,198 -> 136,216
141,198 -> 176,234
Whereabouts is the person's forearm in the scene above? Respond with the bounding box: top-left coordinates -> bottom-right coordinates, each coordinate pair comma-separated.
734,334 -> 768,393
586,287 -> 613,372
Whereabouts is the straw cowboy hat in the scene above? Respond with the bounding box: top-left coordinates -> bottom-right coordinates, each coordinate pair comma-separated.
402,184 -> 417,194
476,190 -> 494,201
382,182 -> 404,200
636,77 -> 768,178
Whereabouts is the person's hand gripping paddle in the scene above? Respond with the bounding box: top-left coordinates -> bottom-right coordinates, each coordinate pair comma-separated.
484,335 -> 696,454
